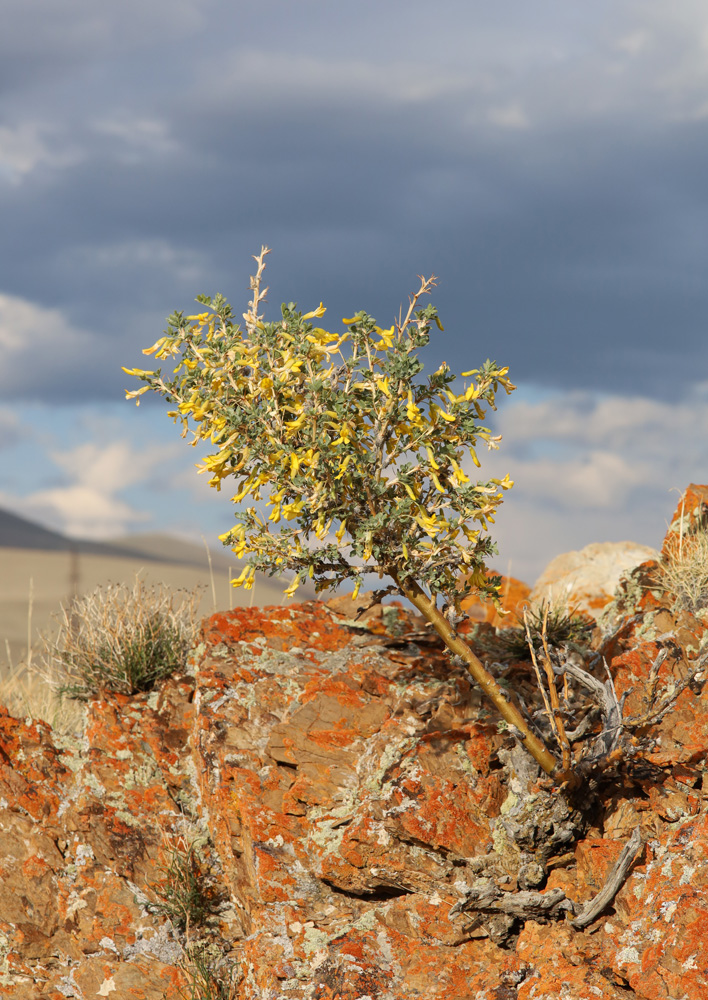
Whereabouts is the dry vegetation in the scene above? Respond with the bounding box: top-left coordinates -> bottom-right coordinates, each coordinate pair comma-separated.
0,577 -> 204,734
43,578 -> 202,700
657,527 -> 708,616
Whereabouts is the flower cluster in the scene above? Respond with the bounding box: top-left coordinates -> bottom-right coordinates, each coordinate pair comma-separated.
123,247 -> 515,612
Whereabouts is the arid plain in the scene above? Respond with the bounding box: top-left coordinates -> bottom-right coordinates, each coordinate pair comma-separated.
0,511 -> 315,677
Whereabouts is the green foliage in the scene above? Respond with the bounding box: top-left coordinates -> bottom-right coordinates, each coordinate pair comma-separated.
124,247 -> 515,615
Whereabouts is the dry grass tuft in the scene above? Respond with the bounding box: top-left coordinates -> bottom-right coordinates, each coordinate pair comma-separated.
0,661 -> 86,734
658,529 -> 708,615
180,943 -> 240,1000
147,833 -> 222,935
1,576 -> 204,732
40,577 -> 203,701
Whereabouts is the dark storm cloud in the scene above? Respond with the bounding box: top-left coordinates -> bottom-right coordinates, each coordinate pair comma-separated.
1,0 -> 707,403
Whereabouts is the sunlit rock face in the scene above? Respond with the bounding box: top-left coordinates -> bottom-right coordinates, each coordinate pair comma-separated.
529,540 -> 659,621
1,487 -> 708,998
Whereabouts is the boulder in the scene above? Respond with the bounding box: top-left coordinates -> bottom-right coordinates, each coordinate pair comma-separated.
529,540 -> 659,620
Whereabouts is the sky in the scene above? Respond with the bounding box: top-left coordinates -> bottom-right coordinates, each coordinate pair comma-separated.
1,0 -> 707,585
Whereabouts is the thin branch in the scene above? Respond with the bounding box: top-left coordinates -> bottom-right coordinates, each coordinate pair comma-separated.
539,604 -> 572,772
525,608 -> 557,739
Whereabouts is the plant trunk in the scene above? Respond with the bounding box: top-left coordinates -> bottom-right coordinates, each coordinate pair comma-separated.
393,573 -> 572,782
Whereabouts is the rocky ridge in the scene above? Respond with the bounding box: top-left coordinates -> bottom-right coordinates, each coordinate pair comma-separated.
1,486 -> 708,998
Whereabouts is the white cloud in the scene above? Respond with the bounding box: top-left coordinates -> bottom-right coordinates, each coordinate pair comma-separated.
0,293 -> 89,354
0,123 -> 80,183
0,439 -> 177,539
1,0 -> 211,55
615,30 -> 650,56
66,239 -> 207,286
506,450 -> 650,509
487,104 -> 531,130
0,293 -> 101,399
91,116 -> 179,162
0,407 -> 25,450
457,386 -> 708,583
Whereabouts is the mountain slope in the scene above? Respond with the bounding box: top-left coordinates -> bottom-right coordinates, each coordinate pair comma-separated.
0,508 -> 207,564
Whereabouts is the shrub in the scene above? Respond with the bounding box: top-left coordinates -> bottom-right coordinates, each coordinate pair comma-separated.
41,577 -> 201,700
123,247 -> 567,779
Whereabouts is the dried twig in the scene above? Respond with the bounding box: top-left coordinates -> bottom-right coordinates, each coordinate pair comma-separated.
624,642 -> 708,730
571,827 -> 643,929
525,609 -> 556,736
645,646 -> 669,708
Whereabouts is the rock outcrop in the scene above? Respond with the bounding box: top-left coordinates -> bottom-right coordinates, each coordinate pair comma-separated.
1,488 -> 708,998
529,540 -> 659,620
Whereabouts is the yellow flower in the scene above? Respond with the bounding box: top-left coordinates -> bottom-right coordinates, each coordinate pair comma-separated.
491,474 -> 514,490
406,390 -> 425,427
232,565 -> 254,588
431,473 -> 445,493
373,325 -> 395,349
414,510 -> 445,537
282,499 -> 304,520
124,386 -> 151,404
284,413 -> 307,432
450,458 -> 470,485
335,455 -> 353,480
302,302 -> 327,320
332,422 -> 354,445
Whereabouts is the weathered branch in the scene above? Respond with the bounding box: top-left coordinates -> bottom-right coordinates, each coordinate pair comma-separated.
449,879 -> 574,923
571,827 -> 643,929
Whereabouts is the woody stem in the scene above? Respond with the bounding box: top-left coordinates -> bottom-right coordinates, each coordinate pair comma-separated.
392,572 -> 571,781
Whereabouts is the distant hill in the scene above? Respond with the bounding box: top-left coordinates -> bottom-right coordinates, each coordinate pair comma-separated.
0,508 -> 317,673
106,532 -> 234,571
0,508 -> 217,566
